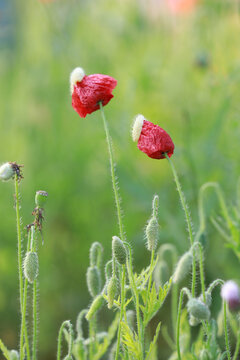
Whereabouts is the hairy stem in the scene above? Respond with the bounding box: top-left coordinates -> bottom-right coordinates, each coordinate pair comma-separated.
176,288 -> 191,360
115,265 -> 126,360
57,320 -> 74,360
32,227 -> 38,360
15,175 -> 23,311
223,301 -> 231,360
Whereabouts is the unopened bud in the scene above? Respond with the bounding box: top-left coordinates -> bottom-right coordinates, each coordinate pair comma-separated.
107,276 -> 119,309
35,190 -> 48,208
0,163 -> 15,181
86,266 -> 101,298
146,217 -> 159,251
199,292 -> 212,307
23,252 -> 39,283
112,236 -> 127,265
90,242 -> 103,268
85,294 -> 105,321
187,298 -> 210,320
9,350 -> 19,360
173,251 -> 192,284
189,315 -> 201,327
105,260 -> 113,282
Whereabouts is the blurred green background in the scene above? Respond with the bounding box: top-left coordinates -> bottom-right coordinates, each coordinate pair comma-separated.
0,0 -> 240,358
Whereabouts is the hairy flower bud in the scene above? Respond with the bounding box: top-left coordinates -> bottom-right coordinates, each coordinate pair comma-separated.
90,242 -> 103,268
173,251 -> 192,284
0,163 -> 15,181
23,252 -> 39,283
112,236 -> 127,265
9,350 -> 19,360
152,195 -> 159,218
146,217 -> 159,251
187,298 -> 210,320
86,266 -> 101,298
85,294 -> 105,321
35,190 -> 48,208
107,276 -> 119,309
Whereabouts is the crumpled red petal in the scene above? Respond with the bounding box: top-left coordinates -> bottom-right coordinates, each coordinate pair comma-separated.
137,120 -> 174,159
72,74 -> 117,118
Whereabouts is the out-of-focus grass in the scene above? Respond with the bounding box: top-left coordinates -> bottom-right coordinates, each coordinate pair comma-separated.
0,0 -> 240,358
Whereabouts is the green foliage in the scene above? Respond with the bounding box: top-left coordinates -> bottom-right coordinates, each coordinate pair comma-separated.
121,322 -> 142,360
0,339 -> 10,360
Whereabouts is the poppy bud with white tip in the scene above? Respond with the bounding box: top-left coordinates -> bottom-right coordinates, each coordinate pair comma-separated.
70,67 -> 85,94
187,298 -> 210,320
23,252 -> 39,283
0,163 -> 15,181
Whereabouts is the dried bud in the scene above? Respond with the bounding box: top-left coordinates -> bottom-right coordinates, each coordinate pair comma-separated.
85,294 -> 105,321
112,236 -> 127,265
35,190 -> 48,208
173,251 -> 192,284
0,163 -> 15,181
187,298 -> 210,320
107,276 -> 119,309
23,252 -> 39,283
146,217 -> 159,251
9,350 -> 19,360
221,281 -> 240,311
90,242 -> 103,268
86,266 -> 101,298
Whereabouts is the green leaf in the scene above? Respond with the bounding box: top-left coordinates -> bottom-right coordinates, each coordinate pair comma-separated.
0,339 -> 10,360
121,322 -> 141,360
145,322 -> 161,360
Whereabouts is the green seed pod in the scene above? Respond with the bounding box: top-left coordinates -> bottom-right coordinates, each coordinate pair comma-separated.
23,252 -> 39,283
154,260 -> 169,289
107,276 -> 119,309
76,309 -> 87,338
187,298 -> 210,320
90,242 -> 103,268
85,294 -> 105,321
9,350 -> 19,360
152,194 -> 159,218
189,314 -> 201,327
112,236 -> 127,265
146,217 -> 159,251
35,190 -> 48,208
173,251 -> 192,284
105,260 -> 113,282
86,266 -> 101,298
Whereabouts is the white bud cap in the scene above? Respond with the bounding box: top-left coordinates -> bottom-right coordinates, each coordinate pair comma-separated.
70,67 -> 85,94
0,162 -> 14,181
132,114 -> 145,142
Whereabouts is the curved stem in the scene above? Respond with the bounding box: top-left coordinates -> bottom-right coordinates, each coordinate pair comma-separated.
192,242 -> 206,302
15,175 -> 23,311
57,320 -> 74,360
115,265 -> 126,360
223,301 -> 231,360
165,155 -> 196,297
99,103 -> 125,242
176,288 -> 191,360
233,329 -> 240,360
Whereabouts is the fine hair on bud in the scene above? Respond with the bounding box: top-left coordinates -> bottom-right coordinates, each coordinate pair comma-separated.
187,298 -> 210,320
152,194 -> 159,218
86,266 -> 101,298
85,294 -> 105,321
173,251 -> 192,284
90,242 -> 103,268
107,276 -> 119,309
23,251 -> 39,283
35,190 -> 48,208
9,350 -> 19,360
146,217 -> 159,251
112,236 -> 127,265
105,260 -> 113,282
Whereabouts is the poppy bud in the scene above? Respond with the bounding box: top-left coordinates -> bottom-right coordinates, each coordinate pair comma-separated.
189,314 -> 201,327
86,266 -> 101,298
173,251 -> 192,284
9,350 -> 19,360
35,190 -> 48,208
105,260 -> 113,282
85,294 -> 105,321
221,280 -> 240,311
0,163 -> 15,181
23,252 -> 39,283
132,115 -> 174,159
146,217 -> 159,251
187,298 -> 210,320
199,292 -> 212,307
112,236 -> 127,265
90,242 -> 103,268
107,276 -> 119,309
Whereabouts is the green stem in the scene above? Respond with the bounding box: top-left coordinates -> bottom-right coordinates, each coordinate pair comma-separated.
192,242 -> 206,302
176,288 -> 191,360
89,316 -> 97,359
115,265 -> 126,360
15,175 -> 24,311
223,301 -> 231,360
147,250 -> 155,296
20,231 -> 31,360
99,102 -> 125,241
32,227 -> 38,360
165,155 -> 196,297
57,320 -> 73,360
233,329 -> 240,360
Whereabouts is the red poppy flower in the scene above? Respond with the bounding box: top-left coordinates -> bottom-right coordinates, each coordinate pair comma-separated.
70,67 -> 117,118
132,115 -> 174,159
